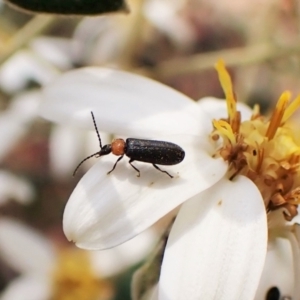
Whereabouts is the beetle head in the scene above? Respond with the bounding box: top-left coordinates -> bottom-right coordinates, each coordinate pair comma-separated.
99,144 -> 112,156
73,144 -> 111,176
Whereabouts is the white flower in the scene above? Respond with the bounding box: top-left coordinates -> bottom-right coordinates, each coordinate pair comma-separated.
0,218 -> 156,300
38,61 -> 279,299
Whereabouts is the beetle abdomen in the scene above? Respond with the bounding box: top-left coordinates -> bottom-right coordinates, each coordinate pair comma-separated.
125,138 -> 185,165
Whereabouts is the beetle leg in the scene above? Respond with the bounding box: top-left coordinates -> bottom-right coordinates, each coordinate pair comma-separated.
129,159 -> 141,177
107,155 -> 124,175
152,164 -> 173,178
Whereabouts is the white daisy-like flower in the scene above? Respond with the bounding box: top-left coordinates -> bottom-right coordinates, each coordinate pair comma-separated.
0,218 -> 157,300
39,60 -> 300,299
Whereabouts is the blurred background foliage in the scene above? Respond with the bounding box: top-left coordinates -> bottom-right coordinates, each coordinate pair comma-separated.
0,0 -> 300,299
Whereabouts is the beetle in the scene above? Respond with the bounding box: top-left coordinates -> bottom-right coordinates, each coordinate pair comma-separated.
73,112 -> 185,178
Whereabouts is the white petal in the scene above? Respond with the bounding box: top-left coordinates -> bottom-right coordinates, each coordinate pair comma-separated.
258,224 -> 300,299
40,68 -> 211,137
254,234 -> 294,299
0,218 -> 56,273
72,17 -> 126,65
159,176 -> 267,300
0,171 -> 34,205
30,37 -> 73,70
9,91 -> 40,123
0,275 -> 51,300
63,137 -> 228,250
197,97 -> 253,121
90,228 -> 157,277
144,0 -> 196,47
0,51 -> 59,94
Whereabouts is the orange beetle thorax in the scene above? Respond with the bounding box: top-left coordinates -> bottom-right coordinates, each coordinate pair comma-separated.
111,139 -> 126,156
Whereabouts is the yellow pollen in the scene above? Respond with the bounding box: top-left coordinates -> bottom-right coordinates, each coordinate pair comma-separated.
266,91 -> 290,140
215,59 -> 237,125
51,249 -> 113,300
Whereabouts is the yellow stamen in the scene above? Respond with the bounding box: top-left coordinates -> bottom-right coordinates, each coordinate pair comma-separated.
266,91 -> 291,140
212,60 -> 300,222
282,94 -> 300,123
253,145 -> 264,173
215,59 -> 237,124
213,119 -> 236,145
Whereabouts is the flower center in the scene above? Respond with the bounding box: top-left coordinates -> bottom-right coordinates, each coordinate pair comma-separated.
212,60 -> 300,222
51,249 -> 113,300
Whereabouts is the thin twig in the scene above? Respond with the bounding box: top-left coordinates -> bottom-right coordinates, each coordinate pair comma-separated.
150,42 -> 300,79
0,15 -> 56,65
118,0 -> 146,68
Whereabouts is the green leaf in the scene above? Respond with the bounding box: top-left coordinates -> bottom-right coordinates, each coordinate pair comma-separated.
4,0 -> 128,15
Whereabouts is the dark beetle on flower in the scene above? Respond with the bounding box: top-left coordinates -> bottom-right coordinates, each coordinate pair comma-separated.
73,112 -> 185,178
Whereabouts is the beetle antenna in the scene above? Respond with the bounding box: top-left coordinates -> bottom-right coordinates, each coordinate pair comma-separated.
73,152 -> 99,176
91,111 -> 102,148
